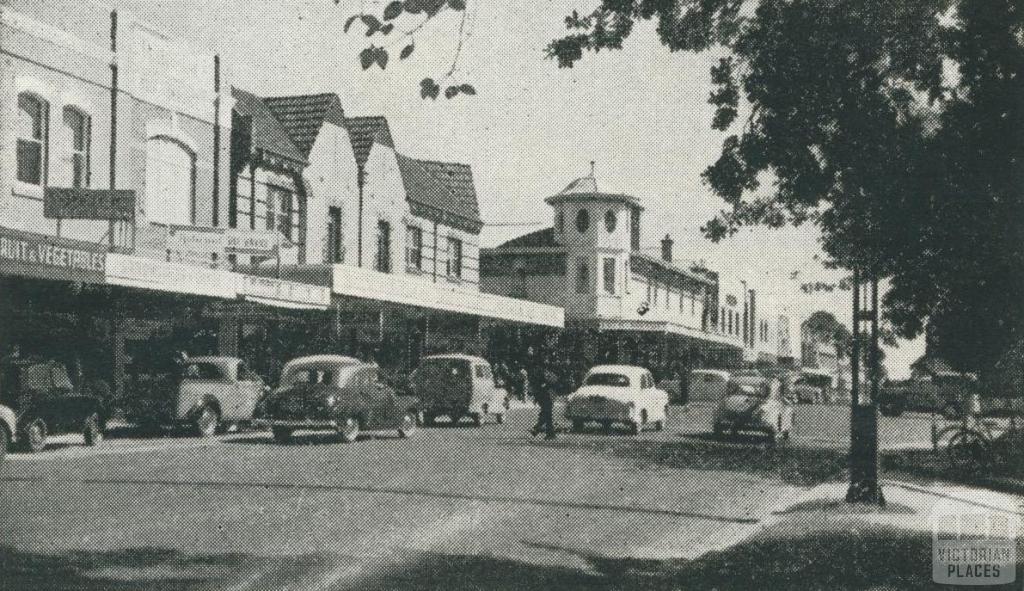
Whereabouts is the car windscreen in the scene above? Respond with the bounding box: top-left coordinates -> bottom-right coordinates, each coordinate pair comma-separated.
182,362 -> 228,381
728,379 -> 768,397
584,373 -> 631,387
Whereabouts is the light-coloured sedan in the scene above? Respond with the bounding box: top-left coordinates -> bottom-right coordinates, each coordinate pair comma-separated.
713,373 -> 794,442
565,365 -> 670,435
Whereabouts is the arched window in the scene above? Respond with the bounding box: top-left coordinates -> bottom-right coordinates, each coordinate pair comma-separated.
604,210 -> 617,232
575,209 -> 590,233
145,136 -> 195,225
63,107 -> 90,188
17,93 -> 49,185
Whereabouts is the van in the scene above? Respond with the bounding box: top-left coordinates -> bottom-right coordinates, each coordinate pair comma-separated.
688,369 -> 731,403
411,355 -> 510,426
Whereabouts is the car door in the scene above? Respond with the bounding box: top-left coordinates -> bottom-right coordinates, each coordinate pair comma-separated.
232,361 -> 264,421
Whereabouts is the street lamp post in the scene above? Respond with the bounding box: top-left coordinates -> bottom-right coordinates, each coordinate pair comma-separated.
846,269 -> 885,505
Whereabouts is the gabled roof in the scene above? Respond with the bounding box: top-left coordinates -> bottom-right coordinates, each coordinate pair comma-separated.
262,93 -> 346,158
396,154 -> 483,232
344,116 -> 394,168
231,87 -> 306,165
493,227 -> 559,249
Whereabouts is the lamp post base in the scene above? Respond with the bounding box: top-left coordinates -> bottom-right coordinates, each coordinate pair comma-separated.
846,404 -> 886,506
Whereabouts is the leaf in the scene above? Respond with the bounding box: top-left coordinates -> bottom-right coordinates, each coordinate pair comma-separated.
444,85 -> 460,99
458,83 -> 476,95
448,0 -> 466,10
383,1 -> 404,20
359,46 -> 376,70
374,47 -> 389,70
343,15 -> 359,33
361,14 -> 381,35
400,43 -> 415,60
404,0 -> 429,14
380,23 -> 394,35
420,78 -> 439,99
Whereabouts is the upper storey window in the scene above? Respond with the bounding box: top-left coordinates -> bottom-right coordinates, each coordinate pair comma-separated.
604,210 -> 617,232
575,209 -> 590,233
17,93 -> 48,185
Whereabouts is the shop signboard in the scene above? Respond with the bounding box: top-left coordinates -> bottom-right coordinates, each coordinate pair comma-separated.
237,274 -> 331,310
225,230 -> 279,256
43,188 -> 135,220
165,225 -> 225,257
0,226 -> 106,284
105,254 -> 237,299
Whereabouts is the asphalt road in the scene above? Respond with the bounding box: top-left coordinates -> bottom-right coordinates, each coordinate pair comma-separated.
0,404 -> 942,591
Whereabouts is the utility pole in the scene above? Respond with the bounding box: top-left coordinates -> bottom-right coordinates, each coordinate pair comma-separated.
846,270 -> 885,505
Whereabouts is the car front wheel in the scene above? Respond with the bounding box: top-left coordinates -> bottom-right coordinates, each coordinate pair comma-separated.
21,419 -> 47,453
83,414 -> 103,447
272,426 -> 292,444
338,417 -> 360,443
194,406 -> 220,438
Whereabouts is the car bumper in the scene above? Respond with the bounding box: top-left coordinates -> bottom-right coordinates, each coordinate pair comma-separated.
715,413 -> 772,432
565,398 -> 635,423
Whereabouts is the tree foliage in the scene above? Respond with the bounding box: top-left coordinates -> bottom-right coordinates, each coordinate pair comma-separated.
549,0 -> 1023,375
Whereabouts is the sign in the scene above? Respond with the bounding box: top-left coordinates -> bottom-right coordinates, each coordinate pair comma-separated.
165,226 -> 224,255
0,226 -> 105,283
105,254 -> 237,299
43,188 -> 135,220
225,230 -> 279,256
238,274 -> 331,309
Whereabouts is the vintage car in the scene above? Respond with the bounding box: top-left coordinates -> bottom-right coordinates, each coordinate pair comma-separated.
410,355 -> 510,426
792,373 -> 834,404
688,369 -> 731,403
0,357 -> 107,453
126,356 -> 267,437
253,355 -> 420,444
565,365 -> 670,435
713,373 -> 794,442
878,375 -> 979,418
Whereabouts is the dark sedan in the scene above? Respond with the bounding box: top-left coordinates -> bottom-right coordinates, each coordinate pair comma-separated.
253,355 -> 419,444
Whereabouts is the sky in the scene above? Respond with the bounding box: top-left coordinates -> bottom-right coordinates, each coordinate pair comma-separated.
132,0 -> 924,377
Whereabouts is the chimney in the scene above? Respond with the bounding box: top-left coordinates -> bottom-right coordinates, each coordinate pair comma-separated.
661,234 -> 674,262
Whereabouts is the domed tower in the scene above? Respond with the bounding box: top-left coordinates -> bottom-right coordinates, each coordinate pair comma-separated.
545,164 -> 643,316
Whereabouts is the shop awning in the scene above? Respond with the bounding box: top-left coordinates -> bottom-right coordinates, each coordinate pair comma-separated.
105,254 -> 237,299
236,274 -> 331,311
243,295 -> 328,311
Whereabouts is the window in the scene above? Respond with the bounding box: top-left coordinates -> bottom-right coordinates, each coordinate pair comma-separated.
17,93 -> 48,185
63,107 -> 90,188
584,373 -> 630,387
555,211 -> 565,234
575,209 -> 590,233
145,136 -> 194,225
182,362 -> 228,381
691,293 -> 697,315
719,307 -> 726,331
653,281 -> 659,305
328,207 -> 343,263
376,220 -> 392,273
727,311 -> 733,334
604,210 -> 617,232
446,237 -> 463,278
575,259 -> 589,293
406,225 -> 423,270
646,281 -> 652,302
603,257 -> 616,294
624,260 -> 630,293
267,186 -> 293,240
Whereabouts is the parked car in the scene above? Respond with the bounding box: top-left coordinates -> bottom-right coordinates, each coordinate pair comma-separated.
565,365 -> 670,435
878,375 -> 979,418
0,403 -> 16,461
126,356 -> 267,436
713,373 -> 793,442
0,357 -> 107,453
410,355 -> 510,426
688,370 -> 731,403
253,355 -> 420,444
792,373 -> 831,404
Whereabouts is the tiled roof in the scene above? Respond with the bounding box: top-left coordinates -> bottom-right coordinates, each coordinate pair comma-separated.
262,93 -> 346,158
344,116 -> 394,168
631,252 -> 716,286
494,227 -> 559,249
231,87 -> 306,164
396,154 -> 483,230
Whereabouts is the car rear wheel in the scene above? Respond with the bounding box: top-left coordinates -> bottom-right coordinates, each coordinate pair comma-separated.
83,414 -> 103,447
272,427 -> 292,444
338,417 -> 360,443
654,405 -> 668,431
21,419 -> 47,453
0,425 -> 9,461
571,419 -> 586,433
471,413 -> 483,427
398,412 -> 417,439
194,406 -> 219,438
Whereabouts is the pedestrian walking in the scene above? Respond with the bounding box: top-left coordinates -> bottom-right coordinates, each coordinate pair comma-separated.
528,350 -> 557,440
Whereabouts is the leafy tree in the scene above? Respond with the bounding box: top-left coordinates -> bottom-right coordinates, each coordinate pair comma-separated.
548,0 -> 1023,376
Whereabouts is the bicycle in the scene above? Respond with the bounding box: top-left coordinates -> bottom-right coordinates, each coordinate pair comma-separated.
933,411 -> 1021,474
